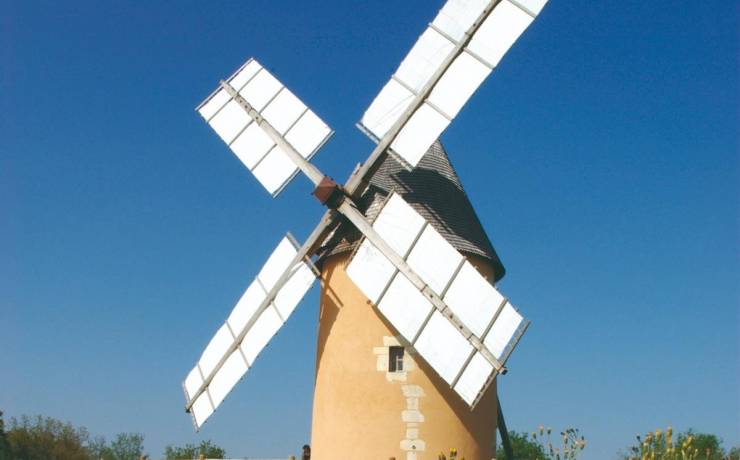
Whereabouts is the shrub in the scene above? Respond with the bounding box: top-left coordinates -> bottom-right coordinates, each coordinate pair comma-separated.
621,426 -> 737,460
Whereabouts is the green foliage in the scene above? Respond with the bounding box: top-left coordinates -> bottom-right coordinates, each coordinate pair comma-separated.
163,440 -> 225,459
87,435 -> 111,460
5,415 -> 91,460
676,430 -> 724,460
620,426 -> 737,460
108,433 -> 145,460
1,413 -> 145,460
0,411 -> 10,460
497,426 -> 586,460
496,431 -> 548,459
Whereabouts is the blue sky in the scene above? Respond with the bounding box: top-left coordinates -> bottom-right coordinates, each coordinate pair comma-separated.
1,0 -> 737,458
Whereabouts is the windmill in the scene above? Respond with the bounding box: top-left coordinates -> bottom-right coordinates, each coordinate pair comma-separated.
181,0 -> 548,458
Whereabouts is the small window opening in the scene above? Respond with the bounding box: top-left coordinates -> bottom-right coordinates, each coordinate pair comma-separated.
389,346 -> 405,372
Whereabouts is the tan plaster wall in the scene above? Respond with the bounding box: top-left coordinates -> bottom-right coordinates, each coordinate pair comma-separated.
310,252 -> 498,460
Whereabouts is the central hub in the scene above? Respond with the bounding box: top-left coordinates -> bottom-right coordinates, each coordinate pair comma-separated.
312,176 -> 345,209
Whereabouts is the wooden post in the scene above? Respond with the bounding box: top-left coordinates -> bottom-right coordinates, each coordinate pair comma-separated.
497,398 -> 514,459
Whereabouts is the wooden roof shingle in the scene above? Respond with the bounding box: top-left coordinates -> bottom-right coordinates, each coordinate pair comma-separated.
319,140 -> 505,282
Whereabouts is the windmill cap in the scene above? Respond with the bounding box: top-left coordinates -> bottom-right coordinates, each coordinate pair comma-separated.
320,140 -> 506,282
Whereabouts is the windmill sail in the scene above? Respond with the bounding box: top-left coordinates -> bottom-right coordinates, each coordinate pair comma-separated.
345,193 -> 528,407
197,58 -> 333,196
358,0 -> 547,167
184,0 -> 548,431
183,235 -> 317,429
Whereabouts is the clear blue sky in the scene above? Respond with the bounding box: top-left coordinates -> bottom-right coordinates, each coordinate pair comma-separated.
1,1 -> 737,458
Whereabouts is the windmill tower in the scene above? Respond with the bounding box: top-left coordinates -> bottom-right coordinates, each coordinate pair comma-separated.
311,142 -> 507,459
180,1 -> 548,459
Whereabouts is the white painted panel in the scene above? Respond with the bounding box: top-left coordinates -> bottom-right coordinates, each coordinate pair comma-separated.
239,306 -> 282,365
209,99 -> 250,144
390,102 -> 450,167
262,89 -> 307,134
406,224 -> 463,294
285,110 -> 332,158
256,237 -> 297,292
251,145 -> 298,196
360,79 -> 415,141
198,324 -> 234,378
396,27 -> 455,93
273,263 -> 316,320
432,0 -> 489,42
428,51 -> 491,118
372,194 -> 425,257
191,391 -> 214,430
415,311 -> 473,384
229,60 -> 262,92
483,302 -> 523,360
468,0 -> 533,68
229,122 -> 274,169
184,366 -> 203,400
208,349 -> 248,408
513,0 -> 548,15
226,281 -> 265,334
239,69 -> 283,112
443,261 -> 503,338
198,88 -> 231,121
346,239 -> 396,305
454,352 -> 493,405
377,274 -> 434,341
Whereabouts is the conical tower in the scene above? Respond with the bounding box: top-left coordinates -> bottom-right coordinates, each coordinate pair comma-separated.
311,142 -> 505,460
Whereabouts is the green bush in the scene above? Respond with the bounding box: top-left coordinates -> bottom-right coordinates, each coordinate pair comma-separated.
164,440 -> 225,459
497,426 -> 586,460
620,427 -> 738,460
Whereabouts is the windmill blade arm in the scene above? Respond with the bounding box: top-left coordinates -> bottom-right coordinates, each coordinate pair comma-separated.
340,194 -> 529,408
182,211 -> 338,430
197,58 -> 333,196
347,0 -> 547,194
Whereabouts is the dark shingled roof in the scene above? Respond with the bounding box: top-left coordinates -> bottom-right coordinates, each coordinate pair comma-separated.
319,141 -> 506,281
